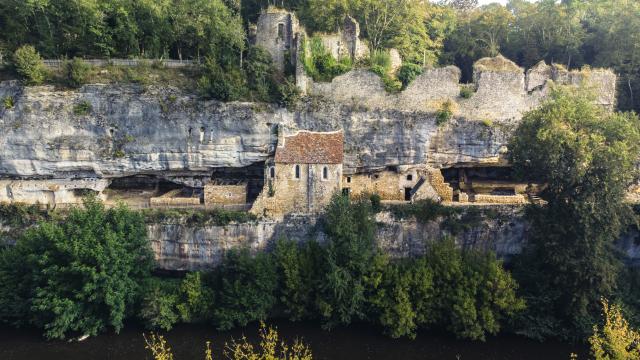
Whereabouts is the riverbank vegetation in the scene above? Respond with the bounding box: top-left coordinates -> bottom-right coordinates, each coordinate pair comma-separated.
2,0 -> 639,112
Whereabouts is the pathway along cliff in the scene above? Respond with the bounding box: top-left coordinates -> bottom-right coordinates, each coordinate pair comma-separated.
0,321 -> 586,360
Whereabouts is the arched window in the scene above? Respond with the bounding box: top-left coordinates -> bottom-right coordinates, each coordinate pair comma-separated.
269,167 -> 275,179
323,166 -> 329,180
295,165 -> 301,179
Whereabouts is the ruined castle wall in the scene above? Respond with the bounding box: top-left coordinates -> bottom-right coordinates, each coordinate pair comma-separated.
309,58 -> 616,122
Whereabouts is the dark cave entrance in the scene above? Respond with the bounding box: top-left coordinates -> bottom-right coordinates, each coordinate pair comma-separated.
210,162 -> 266,204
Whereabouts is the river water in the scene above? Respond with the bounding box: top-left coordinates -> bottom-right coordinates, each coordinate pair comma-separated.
0,321 -> 587,360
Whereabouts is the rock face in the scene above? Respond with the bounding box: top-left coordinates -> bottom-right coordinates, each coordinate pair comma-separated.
0,56 -> 616,184
146,207 -> 640,271
0,82 -> 510,181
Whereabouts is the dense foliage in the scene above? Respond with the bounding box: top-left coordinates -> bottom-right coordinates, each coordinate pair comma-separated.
0,197 -> 154,339
509,87 -> 640,340
0,0 -> 245,61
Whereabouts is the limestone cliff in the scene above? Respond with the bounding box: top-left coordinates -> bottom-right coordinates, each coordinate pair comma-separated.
146,206 -> 640,271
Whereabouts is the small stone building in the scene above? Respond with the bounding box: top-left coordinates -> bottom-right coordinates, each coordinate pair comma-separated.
251,130 -> 344,217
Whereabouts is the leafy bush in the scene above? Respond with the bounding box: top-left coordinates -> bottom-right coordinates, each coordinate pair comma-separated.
371,64 -> 402,93
73,100 -> 93,115
460,85 -> 475,99
481,118 -> 494,127
2,96 -> 14,109
397,63 -> 423,89
0,197 -> 154,339
388,199 -> 451,223
13,45 -> 47,85
64,57 -> 90,88
303,37 -> 352,82
589,299 -> 640,360
436,100 -> 454,126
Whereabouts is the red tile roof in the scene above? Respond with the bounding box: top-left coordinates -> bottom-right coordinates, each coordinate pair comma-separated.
275,131 -> 344,164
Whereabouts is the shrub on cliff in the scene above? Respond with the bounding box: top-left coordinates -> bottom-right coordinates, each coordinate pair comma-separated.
0,196 -> 154,339
13,45 -> 47,85
64,57 -> 90,88
397,63 -> 423,89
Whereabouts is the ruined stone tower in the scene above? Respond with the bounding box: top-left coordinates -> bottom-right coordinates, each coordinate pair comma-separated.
255,7 -> 301,74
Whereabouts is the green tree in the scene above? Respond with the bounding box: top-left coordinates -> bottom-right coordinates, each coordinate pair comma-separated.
212,249 -> 277,330
316,194 -> 378,328
245,46 -> 278,102
425,238 -> 524,340
367,258 -> 420,339
13,45 -> 47,85
273,239 -> 320,321
139,279 -> 180,331
0,197 -> 154,339
510,86 -> 640,339
583,0 -> 640,112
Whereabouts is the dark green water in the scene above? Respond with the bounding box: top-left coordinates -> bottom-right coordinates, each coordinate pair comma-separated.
0,321 -> 587,360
